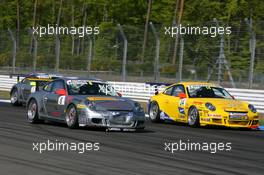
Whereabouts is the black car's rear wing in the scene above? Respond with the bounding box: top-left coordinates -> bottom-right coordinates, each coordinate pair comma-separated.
145,82 -> 172,91
10,73 -> 62,82
145,82 -> 172,87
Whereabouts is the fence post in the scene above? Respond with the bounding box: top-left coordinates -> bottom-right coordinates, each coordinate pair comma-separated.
117,24 -> 127,82
31,29 -> 38,73
55,35 -> 60,73
87,36 -> 93,77
218,37 -> 223,85
8,28 -> 16,74
149,22 -> 160,82
245,17 -> 256,89
178,37 -> 184,82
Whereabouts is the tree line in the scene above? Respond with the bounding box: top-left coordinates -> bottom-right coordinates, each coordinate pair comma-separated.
0,0 -> 263,81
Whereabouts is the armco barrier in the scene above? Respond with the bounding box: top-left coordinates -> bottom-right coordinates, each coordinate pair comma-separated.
0,75 -> 263,113
0,75 -> 17,91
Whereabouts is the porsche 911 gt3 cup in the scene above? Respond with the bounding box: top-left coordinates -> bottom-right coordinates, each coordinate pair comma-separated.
148,82 -> 259,129
10,73 -> 60,106
26,77 -> 145,130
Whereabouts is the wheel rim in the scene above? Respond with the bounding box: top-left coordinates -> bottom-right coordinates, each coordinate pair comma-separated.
150,103 -> 158,120
66,107 -> 76,126
188,108 -> 198,125
28,102 -> 36,119
11,91 -> 17,104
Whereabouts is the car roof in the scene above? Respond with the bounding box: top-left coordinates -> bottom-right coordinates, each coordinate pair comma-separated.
25,78 -> 54,81
171,82 -> 220,87
58,77 -> 105,83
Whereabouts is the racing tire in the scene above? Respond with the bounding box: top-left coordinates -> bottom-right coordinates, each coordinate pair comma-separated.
10,89 -> 21,106
27,99 -> 42,123
149,101 -> 161,123
65,104 -> 79,129
188,106 -> 200,127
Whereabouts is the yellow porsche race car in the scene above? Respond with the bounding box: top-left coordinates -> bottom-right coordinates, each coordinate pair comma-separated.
148,82 -> 259,129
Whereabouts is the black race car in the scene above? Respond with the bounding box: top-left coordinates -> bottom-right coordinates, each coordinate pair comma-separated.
10,73 -> 60,106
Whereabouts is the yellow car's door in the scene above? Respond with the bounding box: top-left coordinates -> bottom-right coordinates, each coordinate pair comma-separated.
165,95 -> 179,120
157,86 -> 174,113
166,84 -> 186,121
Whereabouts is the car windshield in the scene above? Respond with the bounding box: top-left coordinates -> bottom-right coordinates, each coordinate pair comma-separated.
66,80 -> 118,96
187,85 -> 233,99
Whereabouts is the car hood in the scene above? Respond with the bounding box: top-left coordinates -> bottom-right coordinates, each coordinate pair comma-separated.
84,96 -> 134,111
191,98 -> 249,112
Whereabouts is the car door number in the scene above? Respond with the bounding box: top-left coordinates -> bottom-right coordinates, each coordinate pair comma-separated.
179,99 -> 186,106
31,86 -> 36,93
58,96 -> 66,105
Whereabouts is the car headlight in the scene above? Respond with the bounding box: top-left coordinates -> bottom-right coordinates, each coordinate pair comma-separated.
205,102 -> 216,111
85,101 -> 96,111
248,104 -> 257,113
134,102 -> 144,113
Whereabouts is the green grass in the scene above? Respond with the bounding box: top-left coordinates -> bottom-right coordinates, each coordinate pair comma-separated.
139,102 -> 148,112
0,91 -> 10,100
259,118 -> 264,126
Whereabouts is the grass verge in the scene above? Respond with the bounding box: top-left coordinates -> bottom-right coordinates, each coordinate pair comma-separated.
139,102 -> 148,112
259,117 -> 264,126
0,91 -> 9,100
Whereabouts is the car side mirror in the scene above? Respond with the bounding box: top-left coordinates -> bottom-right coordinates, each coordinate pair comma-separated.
178,92 -> 186,99
117,92 -> 122,97
55,89 -> 66,96
155,91 -> 159,95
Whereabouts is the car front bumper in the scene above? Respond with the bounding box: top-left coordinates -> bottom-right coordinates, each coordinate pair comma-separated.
78,110 -> 146,129
200,111 -> 259,129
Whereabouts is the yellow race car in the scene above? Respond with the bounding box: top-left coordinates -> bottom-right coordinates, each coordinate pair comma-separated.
148,82 -> 259,129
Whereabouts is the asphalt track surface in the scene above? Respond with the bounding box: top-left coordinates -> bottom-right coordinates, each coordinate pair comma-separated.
0,102 -> 264,175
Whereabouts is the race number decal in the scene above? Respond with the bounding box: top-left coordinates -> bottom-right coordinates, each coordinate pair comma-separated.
31,86 -> 36,93
179,98 -> 186,106
58,96 -> 66,105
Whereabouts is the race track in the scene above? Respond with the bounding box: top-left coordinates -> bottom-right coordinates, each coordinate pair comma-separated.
0,102 -> 264,175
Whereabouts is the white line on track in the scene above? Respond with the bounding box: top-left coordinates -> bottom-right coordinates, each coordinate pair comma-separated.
0,99 -> 10,103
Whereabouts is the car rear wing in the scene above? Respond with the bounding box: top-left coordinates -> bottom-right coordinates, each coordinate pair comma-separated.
145,82 -> 172,91
10,74 -> 31,82
145,82 -> 172,87
10,73 -> 62,82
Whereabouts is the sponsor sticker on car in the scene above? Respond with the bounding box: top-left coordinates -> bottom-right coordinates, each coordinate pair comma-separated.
87,97 -> 118,101
229,113 -> 248,120
178,107 -> 185,114
179,99 -> 186,106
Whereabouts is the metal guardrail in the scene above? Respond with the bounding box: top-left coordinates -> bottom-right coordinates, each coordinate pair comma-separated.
0,75 -> 263,113
0,75 -> 17,91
